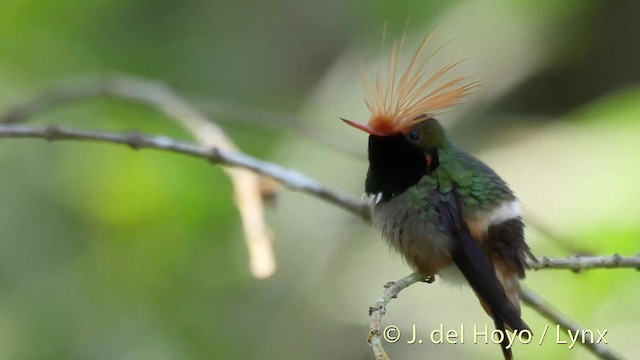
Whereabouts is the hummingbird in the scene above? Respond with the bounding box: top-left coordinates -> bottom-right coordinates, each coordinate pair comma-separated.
341,33 -> 533,359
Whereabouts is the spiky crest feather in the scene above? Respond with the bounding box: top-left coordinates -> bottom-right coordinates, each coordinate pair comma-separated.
361,30 -> 477,135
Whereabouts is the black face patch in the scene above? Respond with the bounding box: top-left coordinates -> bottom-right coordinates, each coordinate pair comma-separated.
365,134 -> 432,202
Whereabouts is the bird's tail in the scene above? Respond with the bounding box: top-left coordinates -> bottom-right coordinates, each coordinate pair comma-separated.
494,316 -> 513,360
451,227 -> 530,358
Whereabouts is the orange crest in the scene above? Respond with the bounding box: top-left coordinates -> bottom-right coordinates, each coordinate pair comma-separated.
359,31 -> 478,135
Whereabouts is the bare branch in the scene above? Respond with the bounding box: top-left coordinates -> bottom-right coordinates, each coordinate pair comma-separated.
0,124 -> 369,220
520,288 -> 623,360
368,272 -> 424,360
529,254 -> 640,272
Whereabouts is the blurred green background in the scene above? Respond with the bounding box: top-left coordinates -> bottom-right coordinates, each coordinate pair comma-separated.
0,0 -> 639,359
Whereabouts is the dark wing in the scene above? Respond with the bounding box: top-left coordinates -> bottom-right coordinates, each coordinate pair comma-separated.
438,191 -> 529,359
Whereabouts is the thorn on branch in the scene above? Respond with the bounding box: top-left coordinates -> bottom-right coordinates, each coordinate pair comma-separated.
44,124 -> 60,141
208,147 -> 221,164
539,256 -> 549,266
612,253 -> 622,265
126,131 -> 144,150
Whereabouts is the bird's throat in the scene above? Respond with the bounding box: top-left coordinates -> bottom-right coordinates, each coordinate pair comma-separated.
365,134 -> 428,202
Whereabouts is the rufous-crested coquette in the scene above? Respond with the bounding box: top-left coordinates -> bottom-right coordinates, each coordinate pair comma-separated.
341,32 -> 534,359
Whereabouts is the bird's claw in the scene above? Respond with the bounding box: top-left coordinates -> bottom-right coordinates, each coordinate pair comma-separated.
423,275 -> 435,283
368,329 -> 381,343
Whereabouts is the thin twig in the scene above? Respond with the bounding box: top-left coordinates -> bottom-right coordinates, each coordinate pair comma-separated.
520,288 -> 623,360
368,272 -> 424,360
529,254 -> 640,272
0,124 -> 370,219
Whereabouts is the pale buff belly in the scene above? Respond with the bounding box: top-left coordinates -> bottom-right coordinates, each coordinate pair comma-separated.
371,195 -> 454,276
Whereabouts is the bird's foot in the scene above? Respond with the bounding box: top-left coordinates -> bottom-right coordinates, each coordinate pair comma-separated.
423,275 -> 436,284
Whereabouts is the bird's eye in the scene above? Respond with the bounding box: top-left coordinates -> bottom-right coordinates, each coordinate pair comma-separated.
408,129 -> 421,141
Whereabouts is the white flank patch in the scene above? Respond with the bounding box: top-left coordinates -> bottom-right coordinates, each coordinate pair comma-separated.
488,200 -> 521,225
